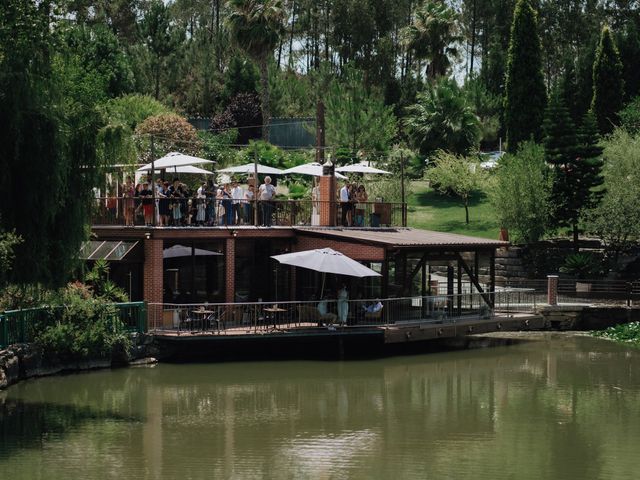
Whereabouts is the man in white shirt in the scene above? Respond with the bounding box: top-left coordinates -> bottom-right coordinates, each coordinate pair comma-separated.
339,180 -> 350,226
259,176 -> 277,226
231,181 -> 244,225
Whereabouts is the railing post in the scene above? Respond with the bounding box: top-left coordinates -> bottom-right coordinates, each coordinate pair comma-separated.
547,275 -> 559,306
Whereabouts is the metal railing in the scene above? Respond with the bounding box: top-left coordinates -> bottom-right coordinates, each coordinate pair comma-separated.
147,290 -> 536,334
503,278 -> 640,306
90,196 -> 407,228
0,302 -> 147,350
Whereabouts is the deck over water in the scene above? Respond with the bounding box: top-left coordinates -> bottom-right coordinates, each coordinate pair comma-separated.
151,313 -> 544,361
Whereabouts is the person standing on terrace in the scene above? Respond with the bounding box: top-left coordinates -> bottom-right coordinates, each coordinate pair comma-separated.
139,182 -> 154,226
123,176 -> 135,226
340,180 -> 351,227
259,176 -> 276,226
231,181 -> 244,225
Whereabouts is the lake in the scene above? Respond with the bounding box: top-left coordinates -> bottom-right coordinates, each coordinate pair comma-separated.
1,333 -> 639,479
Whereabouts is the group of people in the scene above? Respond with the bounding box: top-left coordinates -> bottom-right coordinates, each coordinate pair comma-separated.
315,284 -> 383,327
119,175 -> 278,227
339,180 -> 369,227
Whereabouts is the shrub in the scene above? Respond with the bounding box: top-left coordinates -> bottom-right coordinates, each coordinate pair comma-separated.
489,142 -> 552,243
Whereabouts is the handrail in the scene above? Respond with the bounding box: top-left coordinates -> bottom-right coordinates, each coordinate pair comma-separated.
90,196 -> 408,228
0,301 -> 147,350
145,290 -> 536,334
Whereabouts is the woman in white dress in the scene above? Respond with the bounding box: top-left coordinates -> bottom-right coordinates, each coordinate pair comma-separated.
311,179 -> 320,226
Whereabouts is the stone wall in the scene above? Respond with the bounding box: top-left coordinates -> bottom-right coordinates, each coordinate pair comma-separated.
0,333 -> 157,391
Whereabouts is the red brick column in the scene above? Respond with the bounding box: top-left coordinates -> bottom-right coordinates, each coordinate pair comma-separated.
319,175 -> 336,226
547,275 -> 559,306
225,238 -> 235,303
143,237 -> 164,329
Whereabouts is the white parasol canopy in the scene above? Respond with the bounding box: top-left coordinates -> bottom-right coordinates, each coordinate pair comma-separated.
336,163 -> 391,174
272,248 -> 380,298
163,244 -> 223,259
142,165 -> 213,175
137,152 -> 215,172
282,162 -> 347,179
218,163 -> 283,175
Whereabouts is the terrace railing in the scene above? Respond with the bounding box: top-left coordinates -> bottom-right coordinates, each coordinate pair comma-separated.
147,290 -> 536,334
0,302 -> 147,350
90,196 -> 407,228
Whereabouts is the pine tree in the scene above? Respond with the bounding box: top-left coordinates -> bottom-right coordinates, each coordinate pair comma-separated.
504,0 -> 547,152
544,93 -> 604,250
591,26 -> 624,134
560,59 -> 580,125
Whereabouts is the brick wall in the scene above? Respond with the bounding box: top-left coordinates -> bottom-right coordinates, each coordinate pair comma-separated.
225,238 -> 235,303
295,235 -> 385,261
143,238 -> 163,327
318,175 -> 336,226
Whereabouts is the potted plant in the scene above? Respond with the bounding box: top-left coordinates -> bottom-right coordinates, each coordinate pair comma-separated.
559,253 -> 602,292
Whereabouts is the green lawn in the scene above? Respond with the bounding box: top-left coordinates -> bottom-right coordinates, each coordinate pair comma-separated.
406,180 -> 500,239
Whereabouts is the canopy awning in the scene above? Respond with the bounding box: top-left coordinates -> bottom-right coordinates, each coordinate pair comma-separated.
79,240 -> 140,261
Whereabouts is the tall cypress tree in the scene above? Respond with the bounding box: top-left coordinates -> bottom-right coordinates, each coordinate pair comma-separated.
592,26 -> 624,134
544,93 -> 604,250
504,0 -> 547,152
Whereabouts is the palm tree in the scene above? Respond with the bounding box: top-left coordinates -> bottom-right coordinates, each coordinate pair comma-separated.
226,0 -> 285,141
404,79 -> 480,156
403,1 -> 461,80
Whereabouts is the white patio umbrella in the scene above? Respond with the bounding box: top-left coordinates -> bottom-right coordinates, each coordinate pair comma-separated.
142,165 -> 213,175
137,152 -> 216,172
163,244 -> 223,259
336,163 -> 391,174
271,247 -> 380,297
218,163 -> 284,175
282,162 -> 347,180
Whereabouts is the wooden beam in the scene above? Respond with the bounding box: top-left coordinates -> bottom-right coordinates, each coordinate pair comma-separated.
456,253 -> 493,308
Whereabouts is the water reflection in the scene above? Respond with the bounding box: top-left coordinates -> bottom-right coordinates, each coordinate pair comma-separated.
1,334 -> 639,480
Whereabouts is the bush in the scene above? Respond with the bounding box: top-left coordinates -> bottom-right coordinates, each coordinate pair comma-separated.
488,142 -> 553,243
559,252 -> 604,279
37,283 -> 131,361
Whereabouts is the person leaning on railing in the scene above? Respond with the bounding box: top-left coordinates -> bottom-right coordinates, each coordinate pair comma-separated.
259,176 -> 276,227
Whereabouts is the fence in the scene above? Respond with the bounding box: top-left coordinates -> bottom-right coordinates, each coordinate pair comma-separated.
0,302 -> 147,350
91,196 -> 407,228
503,278 -> 640,306
147,290 -> 536,334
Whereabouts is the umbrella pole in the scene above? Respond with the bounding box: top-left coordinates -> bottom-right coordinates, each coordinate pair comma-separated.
320,272 -> 325,299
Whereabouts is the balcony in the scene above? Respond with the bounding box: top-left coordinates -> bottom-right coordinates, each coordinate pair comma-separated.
91,197 -> 407,228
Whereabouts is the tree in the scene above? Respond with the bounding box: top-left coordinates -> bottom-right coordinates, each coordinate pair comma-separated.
584,129 -> 640,264
618,22 -> 640,102
226,0 -> 285,141
592,26 -> 624,134
97,94 -> 171,166
504,0 -> 546,152
426,151 -> 485,224
489,142 -> 552,243
325,66 -> 397,157
405,78 -> 481,157
211,92 -> 263,144
619,96 -> 640,133
543,93 -> 602,250
135,113 -> 203,163
0,2 -> 105,285
402,0 -> 461,80
139,0 -> 182,99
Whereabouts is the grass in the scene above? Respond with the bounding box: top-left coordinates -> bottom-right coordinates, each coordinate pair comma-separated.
406,180 -> 500,239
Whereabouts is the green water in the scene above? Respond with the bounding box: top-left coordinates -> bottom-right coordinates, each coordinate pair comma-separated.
1,334 -> 639,480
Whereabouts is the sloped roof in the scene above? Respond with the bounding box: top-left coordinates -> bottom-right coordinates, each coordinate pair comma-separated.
295,228 -> 507,250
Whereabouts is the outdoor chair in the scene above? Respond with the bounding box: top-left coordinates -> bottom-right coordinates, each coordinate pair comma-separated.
298,305 -> 336,326
364,307 -> 383,323
205,309 -> 227,334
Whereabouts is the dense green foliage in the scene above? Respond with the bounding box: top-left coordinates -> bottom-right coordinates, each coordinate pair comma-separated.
425,151 -> 485,224
405,79 -> 480,157
504,0 -> 547,152
593,322 -> 640,346
592,26 -> 625,134
585,129 -> 640,263
489,142 -> 552,243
